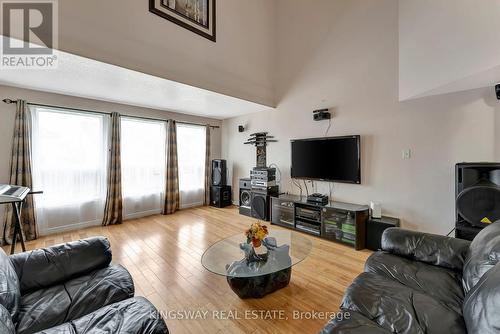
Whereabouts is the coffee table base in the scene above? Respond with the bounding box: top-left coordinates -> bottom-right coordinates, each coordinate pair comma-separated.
226,267 -> 292,299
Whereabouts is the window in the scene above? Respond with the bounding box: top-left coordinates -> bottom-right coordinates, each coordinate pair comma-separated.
31,107 -> 108,235
121,118 -> 166,218
176,123 -> 206,208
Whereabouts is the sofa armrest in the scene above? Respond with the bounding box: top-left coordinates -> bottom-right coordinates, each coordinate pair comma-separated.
381,228 -> 470,271
9,237 -> 112,294
33,297 -> 169,334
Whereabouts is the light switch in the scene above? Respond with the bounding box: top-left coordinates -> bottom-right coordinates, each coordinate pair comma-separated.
402,149 -> 411,160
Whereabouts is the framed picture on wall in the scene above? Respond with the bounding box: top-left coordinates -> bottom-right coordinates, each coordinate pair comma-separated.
149,0 -> 216,42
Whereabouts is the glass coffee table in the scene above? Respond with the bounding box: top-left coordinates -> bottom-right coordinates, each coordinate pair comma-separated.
201,229 -> 313,298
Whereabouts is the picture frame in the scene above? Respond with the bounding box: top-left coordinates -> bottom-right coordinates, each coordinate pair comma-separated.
149,0 -> 216,42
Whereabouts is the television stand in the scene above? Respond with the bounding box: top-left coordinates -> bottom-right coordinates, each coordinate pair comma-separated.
271,194 -> 369,250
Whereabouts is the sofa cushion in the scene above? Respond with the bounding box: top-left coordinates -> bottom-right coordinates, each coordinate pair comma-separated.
0,248 -> 20,320
16,284 -> 71,334
16,265 -> 134,334
462,222 -> 500,293
320,311 -> 391,334
341,272 -> 467,334
9,237 -> 112,294
33,297 -> 169,334
365,252 -> 464,314
463,263 -> 500,334
64,264 -> 134,320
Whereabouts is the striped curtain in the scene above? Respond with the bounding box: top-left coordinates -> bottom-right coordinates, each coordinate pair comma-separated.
163,120 -> 179,214
204,125 -> 211,205
3,100 -> 37,243
102,112 -> 123,225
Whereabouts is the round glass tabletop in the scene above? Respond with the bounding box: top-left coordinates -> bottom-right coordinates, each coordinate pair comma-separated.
201,229 -> 313,278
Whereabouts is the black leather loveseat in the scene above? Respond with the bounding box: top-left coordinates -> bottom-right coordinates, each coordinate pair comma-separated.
0,237 -> 168,334
321,222 -> 500,334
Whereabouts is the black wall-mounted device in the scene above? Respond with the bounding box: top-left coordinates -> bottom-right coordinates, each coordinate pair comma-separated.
238,125 -> 245,132
313,108 -> 331,121
496,84 -> 500,100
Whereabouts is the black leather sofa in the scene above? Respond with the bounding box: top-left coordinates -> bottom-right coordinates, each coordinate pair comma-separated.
0,237 -> 169,334
321,222 -> 500,334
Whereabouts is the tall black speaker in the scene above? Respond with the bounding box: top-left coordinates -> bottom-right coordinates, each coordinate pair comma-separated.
212,159 -> 227,186
455,162 -> 500,240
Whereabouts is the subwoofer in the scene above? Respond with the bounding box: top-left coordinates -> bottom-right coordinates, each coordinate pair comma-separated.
455,162 -> 500,240
210,185 -> 232,208
250,188 -> 279,221
212,159 -> 227,186
251,192 -> 271,221
239,178 -> 252,217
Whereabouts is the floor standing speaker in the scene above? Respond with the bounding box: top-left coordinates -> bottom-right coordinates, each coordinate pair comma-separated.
212,160 -> 227,186
239,178 -> 252,217
210,185 -> 232,208
455,162 -> 500,240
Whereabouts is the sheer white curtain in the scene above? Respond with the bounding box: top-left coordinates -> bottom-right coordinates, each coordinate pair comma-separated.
177,123 -> 206,208
121,118 -> 166,219
31,107 -> 109,235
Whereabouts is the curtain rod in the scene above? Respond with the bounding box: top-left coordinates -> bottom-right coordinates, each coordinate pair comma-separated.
2,99 -> 220,129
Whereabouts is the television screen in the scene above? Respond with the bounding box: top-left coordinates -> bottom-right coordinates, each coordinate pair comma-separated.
291,135 -> 361,183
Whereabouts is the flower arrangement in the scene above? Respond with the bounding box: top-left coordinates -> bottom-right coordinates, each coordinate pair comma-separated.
245,222 -> 268,248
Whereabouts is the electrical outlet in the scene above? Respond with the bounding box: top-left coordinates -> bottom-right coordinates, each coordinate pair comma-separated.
402,149 -> 411,160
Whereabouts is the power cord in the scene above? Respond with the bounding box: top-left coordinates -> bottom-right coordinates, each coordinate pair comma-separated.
325,118 -> 332,136
303,179 -> 309,197
292,178 -> 303,197
268,163 -> 281,186
329,182 -> 334,201
446,228 -> 456,237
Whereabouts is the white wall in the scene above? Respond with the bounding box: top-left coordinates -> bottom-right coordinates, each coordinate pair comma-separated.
222,0 -> 500,235
57,0 -> 276,106
399,0 -> 500,100
0,85 -> 222,234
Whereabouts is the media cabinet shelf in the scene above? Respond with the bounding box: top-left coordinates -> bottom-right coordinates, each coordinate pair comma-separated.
271,194 -> 369,250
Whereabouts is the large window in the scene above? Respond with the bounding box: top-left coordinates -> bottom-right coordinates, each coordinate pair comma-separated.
31,107 -> 108,235
177,123 -> 206,208
121,118 -> 166,218
30,108 -> 208,233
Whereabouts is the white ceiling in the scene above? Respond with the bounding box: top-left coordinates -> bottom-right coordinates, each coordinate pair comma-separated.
0,39 -> 273,120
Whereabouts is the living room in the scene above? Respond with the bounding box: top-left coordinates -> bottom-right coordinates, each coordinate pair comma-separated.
0,0 -> 499,333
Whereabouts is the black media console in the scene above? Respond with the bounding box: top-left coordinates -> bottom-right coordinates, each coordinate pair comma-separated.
270,194 -> 369,250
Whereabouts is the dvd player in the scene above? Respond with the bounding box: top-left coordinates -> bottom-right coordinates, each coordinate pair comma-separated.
251,179 -> 276,187
250,167 -> 276,178
307,193 -> 329,205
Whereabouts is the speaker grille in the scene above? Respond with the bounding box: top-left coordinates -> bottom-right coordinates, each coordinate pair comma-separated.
457,181 -> 500,227
213,169 -> 222,186
251,195 -> 267,220
240,190 -> 251,208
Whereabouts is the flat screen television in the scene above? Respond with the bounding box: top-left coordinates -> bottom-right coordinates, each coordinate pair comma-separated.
291,135 -> 361,183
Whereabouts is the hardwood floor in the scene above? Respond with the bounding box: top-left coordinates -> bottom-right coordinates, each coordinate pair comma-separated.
9,206 -> 371,334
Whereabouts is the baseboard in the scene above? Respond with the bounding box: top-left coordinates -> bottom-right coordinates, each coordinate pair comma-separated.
39,219 -> 102,236
124,209 -> 162,220
180,202 -> 204,209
